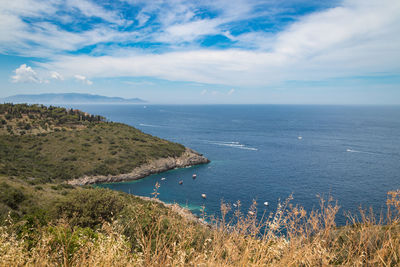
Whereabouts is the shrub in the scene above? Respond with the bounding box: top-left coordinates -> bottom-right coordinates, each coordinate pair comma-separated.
54,189 -> 126,228
0,182 -> 26,209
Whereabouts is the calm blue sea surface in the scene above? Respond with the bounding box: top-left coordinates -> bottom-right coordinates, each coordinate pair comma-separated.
69,105 -> 400,224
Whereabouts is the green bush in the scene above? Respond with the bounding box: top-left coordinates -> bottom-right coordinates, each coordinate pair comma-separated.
0,182 -> 26,209
54,189 -> 126,228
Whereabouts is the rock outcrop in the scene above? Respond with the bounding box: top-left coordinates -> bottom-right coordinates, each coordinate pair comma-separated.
68,148 -> 210,185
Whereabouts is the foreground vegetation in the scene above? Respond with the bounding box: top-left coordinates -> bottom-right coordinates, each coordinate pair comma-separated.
0,176 -> 208,266
0,104 -> 185,182
1,103 -> 399,266
1,176 -> 399,266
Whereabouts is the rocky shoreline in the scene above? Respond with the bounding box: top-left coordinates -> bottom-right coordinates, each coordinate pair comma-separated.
67,147 -> 210,185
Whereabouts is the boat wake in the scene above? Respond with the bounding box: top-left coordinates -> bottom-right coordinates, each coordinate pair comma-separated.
203,140 -> 258,151
346,148 -> 377,155
139,123 -> 164,128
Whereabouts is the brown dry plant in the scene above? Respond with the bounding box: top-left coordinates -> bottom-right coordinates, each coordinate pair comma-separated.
1,190 -> 400,266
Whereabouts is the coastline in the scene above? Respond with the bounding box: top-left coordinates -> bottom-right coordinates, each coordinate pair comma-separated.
67,147 -> 210,186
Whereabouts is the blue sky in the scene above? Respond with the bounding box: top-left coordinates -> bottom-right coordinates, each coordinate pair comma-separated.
0,0 -> 399,104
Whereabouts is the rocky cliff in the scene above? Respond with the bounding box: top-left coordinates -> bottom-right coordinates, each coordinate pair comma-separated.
68,148 -> 210,185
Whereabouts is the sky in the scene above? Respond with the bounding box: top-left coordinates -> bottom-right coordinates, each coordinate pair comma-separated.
0,0 -> 399,104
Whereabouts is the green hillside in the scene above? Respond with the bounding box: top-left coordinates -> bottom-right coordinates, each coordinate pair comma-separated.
0,103 -> 185,183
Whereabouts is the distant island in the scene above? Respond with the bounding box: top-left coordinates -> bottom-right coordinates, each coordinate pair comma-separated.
0,93 -> 146,104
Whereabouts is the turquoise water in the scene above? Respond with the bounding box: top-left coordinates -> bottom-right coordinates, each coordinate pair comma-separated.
71,105 -> 400,224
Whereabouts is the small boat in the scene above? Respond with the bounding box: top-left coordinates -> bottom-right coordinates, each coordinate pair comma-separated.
161,177 -> 166,181
233,203 -> 238,208
298,136 -> 303,140
263,201 -> 269,207
248,211 -> 255,216
192,174 -> 197,179
201,194 -> 206,199
179,180 -> 183,185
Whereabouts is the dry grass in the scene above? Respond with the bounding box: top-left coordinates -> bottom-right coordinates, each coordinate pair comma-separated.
1,190 -> 400,266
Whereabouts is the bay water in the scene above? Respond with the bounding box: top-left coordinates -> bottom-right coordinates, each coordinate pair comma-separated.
70,104 -> 400,224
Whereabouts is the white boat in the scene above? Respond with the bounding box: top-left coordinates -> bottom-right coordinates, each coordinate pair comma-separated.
248,211 -> 255,216
161,177 -> 166,181
179,180 -> 183,185
192,174 -> 197,179
201,194 -> 206,199
263,201 -> 269,207
298,136 -> 303,140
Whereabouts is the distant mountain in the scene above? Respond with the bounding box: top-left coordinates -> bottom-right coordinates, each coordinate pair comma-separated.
1,93 -> 146,104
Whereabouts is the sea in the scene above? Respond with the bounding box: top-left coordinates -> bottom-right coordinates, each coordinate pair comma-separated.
68,104 -> 400,225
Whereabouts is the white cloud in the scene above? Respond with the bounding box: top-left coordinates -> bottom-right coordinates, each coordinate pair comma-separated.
123,80 -> 154,86
136,12 -> 150,27
3,0 -> 400,88
50,71 -> 63,80
201,88 -> 235,96
11,64 -> 42,83
44,0 -> 399,86
141,0 -> 272,46
66,0 -> 130,26
10,64 -> 64,84
156,19 -> 222,43
199,89 -> 225,96
0,0 -> 135,57
74,74 -> 93,85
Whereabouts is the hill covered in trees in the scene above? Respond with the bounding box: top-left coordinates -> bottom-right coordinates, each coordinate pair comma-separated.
0,103 -> 186,182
